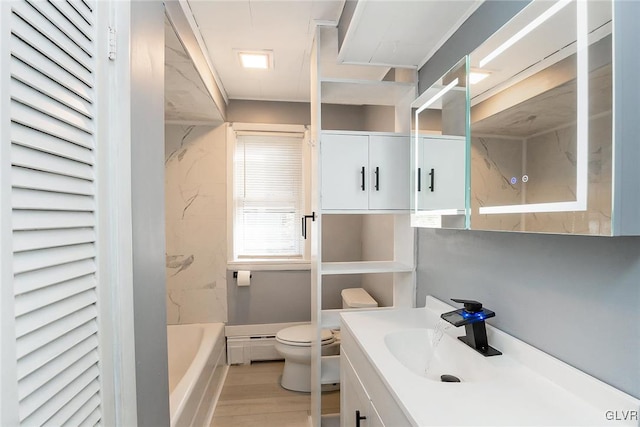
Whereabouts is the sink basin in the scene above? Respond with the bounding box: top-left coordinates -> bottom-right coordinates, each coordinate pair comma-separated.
384,328 -> 495,382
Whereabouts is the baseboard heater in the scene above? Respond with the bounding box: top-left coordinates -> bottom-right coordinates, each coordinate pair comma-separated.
225,322 -> 306,365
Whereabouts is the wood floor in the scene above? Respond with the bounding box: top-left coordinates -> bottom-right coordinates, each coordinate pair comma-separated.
211,361 -> 340,427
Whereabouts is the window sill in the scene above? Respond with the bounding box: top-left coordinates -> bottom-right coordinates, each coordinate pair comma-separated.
227,260 -> 311,271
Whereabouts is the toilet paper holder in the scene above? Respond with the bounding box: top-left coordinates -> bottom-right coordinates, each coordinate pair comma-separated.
232,271 -> 252,279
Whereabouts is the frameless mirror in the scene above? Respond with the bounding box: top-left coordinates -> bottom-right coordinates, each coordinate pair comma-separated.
411,57 -> 469,229
469,0 -> 612,234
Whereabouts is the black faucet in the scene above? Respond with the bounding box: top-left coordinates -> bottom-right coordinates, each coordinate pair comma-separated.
440,298 -> 502,357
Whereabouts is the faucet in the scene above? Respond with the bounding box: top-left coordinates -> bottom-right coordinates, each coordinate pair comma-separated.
440,298 -> 502,357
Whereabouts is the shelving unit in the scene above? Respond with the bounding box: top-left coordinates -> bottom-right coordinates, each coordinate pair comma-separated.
321,261 -> 413,275
309,26 -> 417,427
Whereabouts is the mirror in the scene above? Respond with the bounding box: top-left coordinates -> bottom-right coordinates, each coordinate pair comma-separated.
468,0 -> 613,234
411,57 -> 469,229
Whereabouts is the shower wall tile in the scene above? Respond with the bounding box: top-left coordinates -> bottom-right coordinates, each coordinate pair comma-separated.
165,124 -> 228,324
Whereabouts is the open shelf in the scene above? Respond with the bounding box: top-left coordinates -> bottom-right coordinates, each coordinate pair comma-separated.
321,78 -> 414,106
320,414 -> 340,427
321,307 -> 395,330
321,261 -> 414,275
321,355 -> 341,385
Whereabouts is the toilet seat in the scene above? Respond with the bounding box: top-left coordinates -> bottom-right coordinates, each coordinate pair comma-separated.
276,325 -> 335,347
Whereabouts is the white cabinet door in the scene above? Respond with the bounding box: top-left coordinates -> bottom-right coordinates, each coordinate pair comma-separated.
321,134 -> 369,210
369,135 -> 410,210
341,353 -> 385,427
419,135 -> 466,210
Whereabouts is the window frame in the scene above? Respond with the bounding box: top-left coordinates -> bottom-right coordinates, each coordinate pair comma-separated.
227,123 -> 311,270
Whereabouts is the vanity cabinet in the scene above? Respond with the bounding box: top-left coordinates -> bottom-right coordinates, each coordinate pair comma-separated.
418,135 -> 465,211
321,132 -> 410,211
341,352 -> 385,427
340,325 -> 412,427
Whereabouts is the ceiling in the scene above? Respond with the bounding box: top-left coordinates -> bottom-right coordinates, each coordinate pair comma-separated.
339,0 -> 481,67
166,0 -> 486,115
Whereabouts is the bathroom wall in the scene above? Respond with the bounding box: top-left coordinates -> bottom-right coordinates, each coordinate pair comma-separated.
416,0 -> 640,400
129,1 -> 170,425
165,124 -> 228,324
224,101 -> 400,324
416,229 -> 640,398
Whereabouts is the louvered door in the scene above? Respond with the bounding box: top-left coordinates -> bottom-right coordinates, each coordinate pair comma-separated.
6,0 -> 102,425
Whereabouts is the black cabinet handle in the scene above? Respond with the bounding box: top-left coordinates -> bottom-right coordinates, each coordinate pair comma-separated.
360,166 -> 366,191
429,168 -> 435,192
301,212 -> 316,239
418,167 -> 421,192
356,410 -> 367,427
374,166 -> 380,191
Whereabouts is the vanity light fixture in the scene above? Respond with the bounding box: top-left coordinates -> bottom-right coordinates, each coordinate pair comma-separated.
478,0 -> 588,215
469,70 -> 491,85
237,50 -> 273,69
479,0 -> 572,68
416,78 -> 459,114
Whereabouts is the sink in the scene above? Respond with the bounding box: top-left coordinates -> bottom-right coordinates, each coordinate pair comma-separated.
384,328 -> 495,382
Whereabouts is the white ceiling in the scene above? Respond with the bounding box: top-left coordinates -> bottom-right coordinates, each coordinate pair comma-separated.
175,0 -> 486,104
339,0 -> 482,67
186,0 -> 345,102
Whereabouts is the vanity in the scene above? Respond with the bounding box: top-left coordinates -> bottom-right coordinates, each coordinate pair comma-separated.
340,297 -> 640,426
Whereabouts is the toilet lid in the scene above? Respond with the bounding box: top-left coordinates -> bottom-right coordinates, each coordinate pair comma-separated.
276,325 -> 334,347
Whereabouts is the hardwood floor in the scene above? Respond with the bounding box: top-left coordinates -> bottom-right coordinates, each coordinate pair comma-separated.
211,361 -> 340,427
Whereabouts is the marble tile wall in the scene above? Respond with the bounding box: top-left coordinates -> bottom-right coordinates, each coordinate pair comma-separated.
471,135 -> 524,231
522,113 -> 612,234
470,113 -> 612,235
165,124 -> 228,324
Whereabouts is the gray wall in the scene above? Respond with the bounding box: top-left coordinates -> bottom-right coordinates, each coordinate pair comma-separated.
418,0 -> 530,92
130,1 -> 170,425
416,0 -> 640,400
224,103 -> 399,325
227,271 -> 311,325
417,229 -> 640,398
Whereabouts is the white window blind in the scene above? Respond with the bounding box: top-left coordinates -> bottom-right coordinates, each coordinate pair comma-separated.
234,133 -> 304,259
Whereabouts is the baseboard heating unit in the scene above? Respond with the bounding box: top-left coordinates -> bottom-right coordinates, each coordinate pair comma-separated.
225,322 -> 306,365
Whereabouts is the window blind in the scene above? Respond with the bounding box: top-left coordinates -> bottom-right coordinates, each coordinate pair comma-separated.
234,133 -> 304,258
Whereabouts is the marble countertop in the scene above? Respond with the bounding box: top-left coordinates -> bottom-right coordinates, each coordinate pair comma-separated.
340,296 -> 640,426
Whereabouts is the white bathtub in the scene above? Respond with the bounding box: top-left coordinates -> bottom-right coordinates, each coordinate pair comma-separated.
167,323 -> 227,427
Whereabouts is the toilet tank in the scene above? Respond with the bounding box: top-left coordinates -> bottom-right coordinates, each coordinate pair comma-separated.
341,288 -> 378,309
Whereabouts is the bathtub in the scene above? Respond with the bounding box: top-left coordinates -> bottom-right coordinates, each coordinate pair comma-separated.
167,323 -> 227,427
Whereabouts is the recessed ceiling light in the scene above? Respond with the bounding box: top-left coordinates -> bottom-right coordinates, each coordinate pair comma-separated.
236,50 -> 273,69
469,70 -> 491,84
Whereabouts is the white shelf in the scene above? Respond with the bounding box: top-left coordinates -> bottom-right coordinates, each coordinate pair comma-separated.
320,355 -> 341,385
321,307 -> 395,330
321,78 -> 414,106
321,261 -> 414,275
320,414 -> 340,427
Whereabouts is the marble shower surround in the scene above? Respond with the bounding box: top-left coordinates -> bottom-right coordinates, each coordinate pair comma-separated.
165,124 -> 227,324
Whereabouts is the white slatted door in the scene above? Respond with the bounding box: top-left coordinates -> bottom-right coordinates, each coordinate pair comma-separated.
7,0 -> 102,425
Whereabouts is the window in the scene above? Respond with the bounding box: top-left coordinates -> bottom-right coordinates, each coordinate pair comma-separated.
233,131 -> 305,260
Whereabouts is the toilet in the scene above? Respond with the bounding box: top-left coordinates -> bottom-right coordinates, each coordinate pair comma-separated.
275,288 -> 377,392
275,324 -> 339,392
341,287 -> 379,309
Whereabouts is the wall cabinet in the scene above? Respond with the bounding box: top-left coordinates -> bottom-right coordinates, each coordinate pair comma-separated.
417,135 -> 465,211
321,132 -> 410,211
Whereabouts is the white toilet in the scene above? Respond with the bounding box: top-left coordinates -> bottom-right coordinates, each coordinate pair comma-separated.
275,324 -> 339,392
341,287 -> 379,309
275,288 -> 378,392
